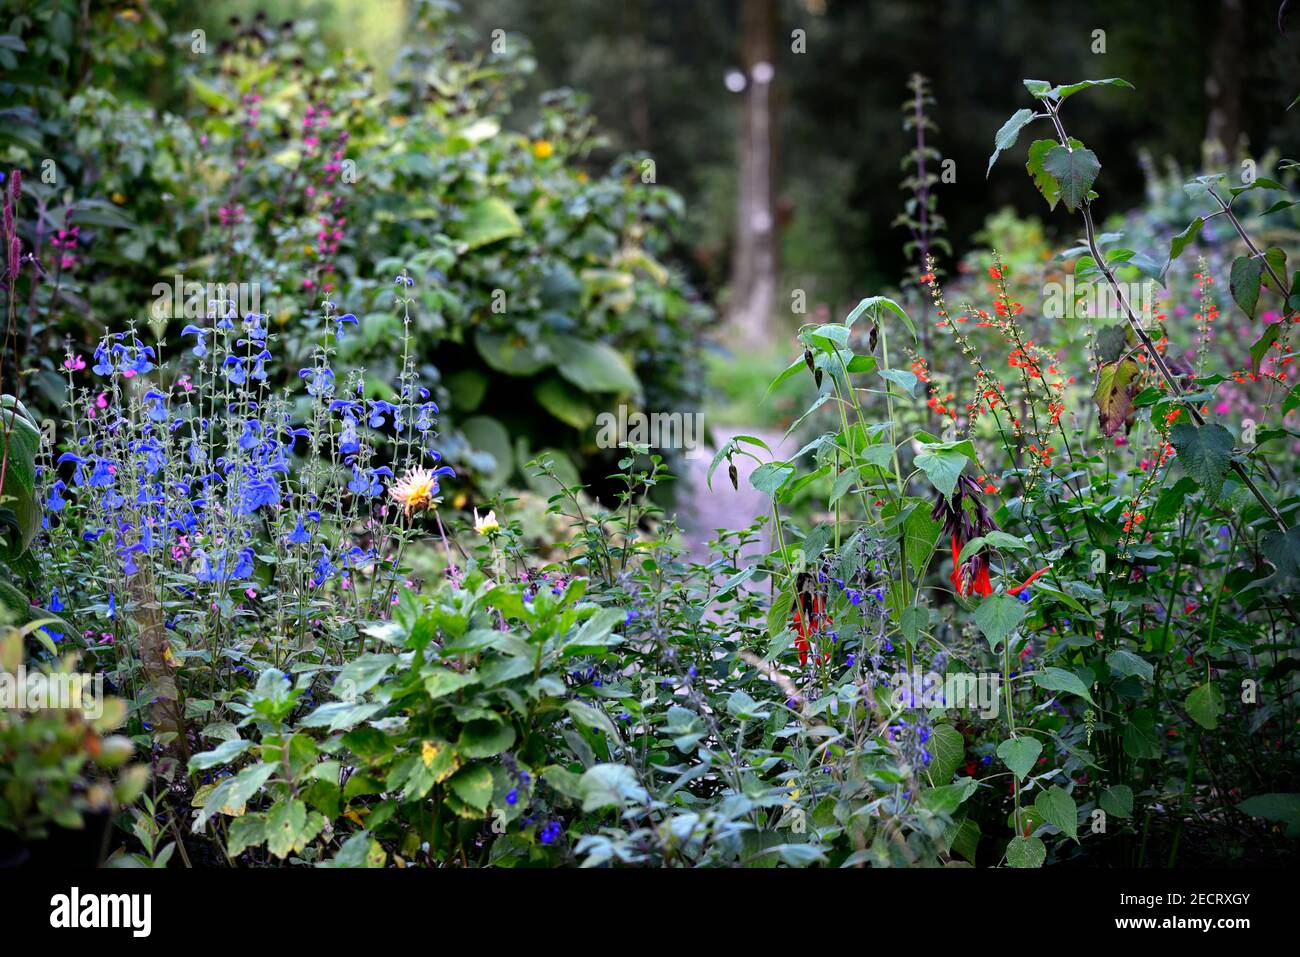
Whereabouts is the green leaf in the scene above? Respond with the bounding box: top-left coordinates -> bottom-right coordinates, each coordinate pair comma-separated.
458,718 -> 516,758
1236,793 -> 1300,836
1168,422 -> 1233,502
461,415 -> 515,490
448,764 -> 494,813
535,377 -> 596,430
1049,77 -> 1135,100
1100,785 -> 1134,819
1025,137 -> 1082,210
899,606 -> 928,646
927,724 -> 965,785
563,607 -> 626,654
334,653 -> 397,698
423,667 -> 479,700
1123,710 -> 1160,759
188,738 -> 253,771
187,75 -> 236,112
579,763 -> 647,812
997,736 -> 1042,783
1229,255 -> 1262,319
0,406 -> 41,559
1033,786 -> 1079,841
475,331 -> 551,376
725,689 -> 770,720
1168,216 -> 1205,268
947,817 -> 981,863
226,813 -> 267,856
554,339 -> 641,395
987,108 -> 1037,177
1184,682 -> 1223,730
975,595 -> 1027,653
750,461 -> 794,497
1034,667 -> 1096,705
914,447 -> 966,499
454,197 -> 523,249
1005,835 -> 1047,868
198,763 -> 276,828
1041,145 -> 1101,212
266,799 -> 312,859
1097,356 -> 1138,434
879,367 -> 918,396
1106,650 -> 1153,683
1249,323 -> 1282,375
844,295 -> 917,341
764,356 -> 806,400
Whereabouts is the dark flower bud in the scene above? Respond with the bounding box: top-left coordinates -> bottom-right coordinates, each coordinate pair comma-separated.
803,348 -> 814,372
728,461 -> 738,491
814,368 -> 823,389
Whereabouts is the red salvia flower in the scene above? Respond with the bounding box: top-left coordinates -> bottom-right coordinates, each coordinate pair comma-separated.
792,591 -> 831,666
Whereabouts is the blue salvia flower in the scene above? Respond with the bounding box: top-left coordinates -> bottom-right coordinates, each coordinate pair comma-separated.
222,355 -> 247,386
232,547 -> 254,579
181,324 -> 208,357
300,366 -> 335,397
92,344 -> 114,376
367,400 -> 398,429
88,458 -> 114,488
45,479 -> 67,511
339,415 -> 360,455
286,515 -> 311,545
333,312 -> 358,338
144,390 -> 168,422
249,349 -> 272,382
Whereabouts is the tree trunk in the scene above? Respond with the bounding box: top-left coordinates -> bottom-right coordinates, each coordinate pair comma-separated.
1204,0 -> 1244,161
727,0 -> 780,349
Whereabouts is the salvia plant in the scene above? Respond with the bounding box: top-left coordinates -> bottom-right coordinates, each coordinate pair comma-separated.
37,274 -> 451,766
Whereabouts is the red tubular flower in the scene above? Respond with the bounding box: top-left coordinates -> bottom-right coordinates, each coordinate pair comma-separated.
792,592 -> 831,666
1008,566 -> 1050,596
936,475 -> 999,598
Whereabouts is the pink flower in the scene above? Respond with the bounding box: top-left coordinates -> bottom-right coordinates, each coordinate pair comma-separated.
1114,435 -> 1127,447
64,354 -> 85,371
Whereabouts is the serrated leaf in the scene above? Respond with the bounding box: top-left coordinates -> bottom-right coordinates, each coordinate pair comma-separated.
927,724 -> 965,785
987,109 -> 1037,177
1168,422 -> 1233,501
1041,145 -> 1101,212
1229,255 -> 1262,319
447,764 -> 494,813
1006,835 -> 1046,868
1033,786 -> 1079,841
975,595 -> 1027,653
